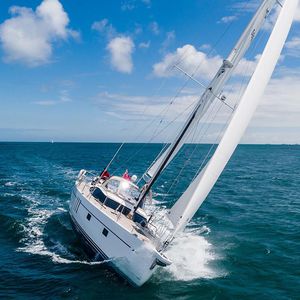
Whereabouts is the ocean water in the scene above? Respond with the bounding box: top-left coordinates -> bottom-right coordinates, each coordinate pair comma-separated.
0,142 -> 299,299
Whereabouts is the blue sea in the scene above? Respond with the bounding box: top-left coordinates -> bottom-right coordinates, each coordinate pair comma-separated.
0,142 -> 299,299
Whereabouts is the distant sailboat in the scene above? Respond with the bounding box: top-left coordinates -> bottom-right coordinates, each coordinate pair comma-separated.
69,0 -> 298,286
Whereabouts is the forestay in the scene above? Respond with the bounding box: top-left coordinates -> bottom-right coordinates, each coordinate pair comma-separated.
145,0 -> 277,179
167,0 -> 299,234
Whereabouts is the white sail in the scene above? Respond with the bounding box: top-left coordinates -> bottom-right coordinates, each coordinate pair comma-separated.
146,0 -> 277,179
168,0 -> 298,234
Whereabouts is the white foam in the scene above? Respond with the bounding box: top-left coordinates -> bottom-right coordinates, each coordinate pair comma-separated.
154,192 -> 171,197
146,199 -> 224,282
57,207 -> 67,212
18,191 -> 105,265
18,241 -> 110,265
60,167 -> 79,180
4,181 -> 17,187
163,229 -> 223,281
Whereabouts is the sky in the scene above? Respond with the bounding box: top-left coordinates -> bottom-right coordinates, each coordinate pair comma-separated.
0,0 -> 299,144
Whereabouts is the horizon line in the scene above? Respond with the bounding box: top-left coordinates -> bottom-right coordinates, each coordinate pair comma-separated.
0,140 -> 299,146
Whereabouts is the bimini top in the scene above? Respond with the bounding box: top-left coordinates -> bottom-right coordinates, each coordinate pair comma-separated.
101,176 -> 140,204
90,175 -> 149,226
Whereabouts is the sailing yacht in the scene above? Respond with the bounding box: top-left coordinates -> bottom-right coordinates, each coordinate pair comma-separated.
69,0 -> 298,287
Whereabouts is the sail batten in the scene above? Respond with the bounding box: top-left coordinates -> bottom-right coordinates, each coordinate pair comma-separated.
168,0 -> 298,234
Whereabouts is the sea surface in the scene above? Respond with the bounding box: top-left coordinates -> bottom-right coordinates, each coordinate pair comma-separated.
0,142 -> 299,299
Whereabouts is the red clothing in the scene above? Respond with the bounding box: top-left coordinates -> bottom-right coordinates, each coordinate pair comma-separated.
100,170 -> 110,179
122,170 -> 131,181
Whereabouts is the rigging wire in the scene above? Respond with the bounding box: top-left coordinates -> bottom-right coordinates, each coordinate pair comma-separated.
103,142 -> 124,171
106,0 -> 266,179
159,9 -> 272,206
188,30 -> 270,185
111,96 -> 200,176
160,99 -> 224,204
114,8 -> 244,161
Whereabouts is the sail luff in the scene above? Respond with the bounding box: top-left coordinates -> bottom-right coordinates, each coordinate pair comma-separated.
168,0 -> 298,234
145,0 -> 277,179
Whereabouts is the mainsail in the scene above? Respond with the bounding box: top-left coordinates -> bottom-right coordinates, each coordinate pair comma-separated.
145,0 -> 278,179
168,0 -> 298,234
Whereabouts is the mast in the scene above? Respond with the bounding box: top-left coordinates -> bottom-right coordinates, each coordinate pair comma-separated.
135,0 -> 278,210
168,0 -> 298,235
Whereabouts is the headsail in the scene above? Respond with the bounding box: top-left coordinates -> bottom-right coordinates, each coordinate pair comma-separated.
145,0 -> 278,179
168,0 -> 298,234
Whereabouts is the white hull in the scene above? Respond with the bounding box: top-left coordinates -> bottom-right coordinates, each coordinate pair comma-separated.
69,180 -> 169,286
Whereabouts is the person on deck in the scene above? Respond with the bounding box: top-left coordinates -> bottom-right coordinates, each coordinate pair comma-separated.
100,169 -> 110,180
122,169 -> 131,181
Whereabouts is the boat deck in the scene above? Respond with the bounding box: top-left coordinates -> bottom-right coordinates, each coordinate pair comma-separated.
77,181 -> 151,243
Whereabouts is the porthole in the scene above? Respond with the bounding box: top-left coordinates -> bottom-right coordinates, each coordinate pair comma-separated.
102,228 -> 108,237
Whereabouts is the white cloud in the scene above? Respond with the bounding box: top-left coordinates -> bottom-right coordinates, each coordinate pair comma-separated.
139,41 -> 150,49
242,69 -> 300,143
0,0 -> 77,66
121,2 -> 135,11
213,67 -> 300,143
287,37 -> 300,48
107,36 -> 135,73
153,44 -> 258,80
153,44 -> 221,79
160,31 -> 175,53
262,5 -> 281,31
134,24 -> 143,35
96,91 -> 197,123
199,44 -> 211,51
232,1 -> 300,24
120,0 -> 151,11
285,37 -> 300,57
34,100 -> 57,106
94,65 -> 300,144
91,18 -> 116,39
218,15 -> 238,24
59,89 -> 72,102
149,21 -> 160,35
92,19 -> 136,73
235,55 -> 261,77
92,18 -> 108,32
34,88 -> 72,106
230,1 -> 260,13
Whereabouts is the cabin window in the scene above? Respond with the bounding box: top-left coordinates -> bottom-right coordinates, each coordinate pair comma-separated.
91,187 -> 120,211
133,213 -> 147,227
102,228 -> 109,237
86,213 -> 91,221
104,198 -> 119,210
91,187 -> 106,203
117,205 -> 131,216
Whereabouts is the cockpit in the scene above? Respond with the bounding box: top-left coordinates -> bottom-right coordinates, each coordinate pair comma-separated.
90,176 -> 148,228
104,176 -> 140,202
